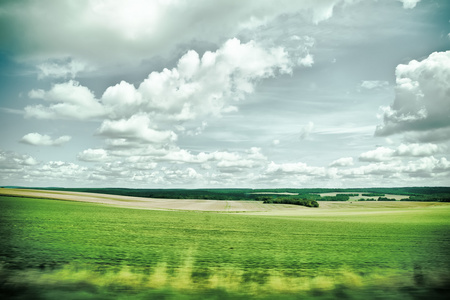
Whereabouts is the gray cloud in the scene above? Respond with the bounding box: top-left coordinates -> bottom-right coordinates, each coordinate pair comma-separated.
0,0 -> 353,71
375,51 -> 450,139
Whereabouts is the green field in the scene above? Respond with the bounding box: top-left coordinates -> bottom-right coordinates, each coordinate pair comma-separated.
1,195 -> 449,299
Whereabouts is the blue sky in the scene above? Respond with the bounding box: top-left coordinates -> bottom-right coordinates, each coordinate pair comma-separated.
1,0 -> 449,188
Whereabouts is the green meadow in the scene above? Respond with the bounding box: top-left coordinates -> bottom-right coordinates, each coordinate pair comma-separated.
1,195 -> 449,299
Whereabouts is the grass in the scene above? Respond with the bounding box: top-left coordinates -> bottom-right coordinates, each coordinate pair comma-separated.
1,195 -> 449,299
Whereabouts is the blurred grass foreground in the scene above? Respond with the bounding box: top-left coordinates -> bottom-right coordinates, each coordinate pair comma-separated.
2,260 -> 449,300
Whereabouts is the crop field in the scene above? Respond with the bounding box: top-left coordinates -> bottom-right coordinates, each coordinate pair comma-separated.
317,192 -> 410,201
1,189 -> 449,299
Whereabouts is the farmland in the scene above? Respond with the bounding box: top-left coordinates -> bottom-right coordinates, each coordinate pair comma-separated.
1,189 -> 449,299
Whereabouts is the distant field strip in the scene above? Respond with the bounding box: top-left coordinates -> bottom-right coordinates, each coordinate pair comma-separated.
0,188 -> 304,212
318,192 -> 410,200
0,188 -> 445,215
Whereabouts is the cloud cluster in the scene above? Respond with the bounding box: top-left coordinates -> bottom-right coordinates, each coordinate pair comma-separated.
359,143 -> 443,162
0,149 -> 38,170
375,51 -> 450,141
2,143 -> 449,188
25,38 -> 295,148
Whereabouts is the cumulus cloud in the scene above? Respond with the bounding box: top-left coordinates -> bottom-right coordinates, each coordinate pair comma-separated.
266,161 -> 326,176
77,148 -> 109,162
136,38 -> 293,121
329,157 -> 354,167
20,133 -> 71,146
375,51 -> 450,140
97,114 -> 177,144
397,0 -> 421,9
25,80 -> 105,120
298,54 -> 314,67
394,143 -> 440,157
359,147 -> 395,162
359,143 -> 443,163
26,39 -> 292,124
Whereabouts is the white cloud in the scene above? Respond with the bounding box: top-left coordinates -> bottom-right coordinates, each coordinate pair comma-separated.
394,143 -> 440,157
266,161 -> 326,176
329,157 -> 354,167
97,114 -> 177,144
101,81 -> 143,119
397,0 -> 421,9
359,147 -> 395,162
25,80 -> 106,120
298,54 -> 314,67
20,133 -> 71,146
359,143 -> 443,163
137,38 -> 293,121
360,80 -> 389,90
375,51 -> 450,140
77,149 -> 109,162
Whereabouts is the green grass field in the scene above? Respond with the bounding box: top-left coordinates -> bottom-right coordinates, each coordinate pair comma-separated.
1,195 -> 449,299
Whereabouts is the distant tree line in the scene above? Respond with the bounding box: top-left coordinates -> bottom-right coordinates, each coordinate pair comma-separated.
319,194 -> 351,201
403,194 -> 450,202
377,197 -> 396,201
261,197 -> 319,208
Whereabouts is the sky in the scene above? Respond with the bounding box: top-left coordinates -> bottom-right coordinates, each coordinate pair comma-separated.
0,0 -> 449,188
